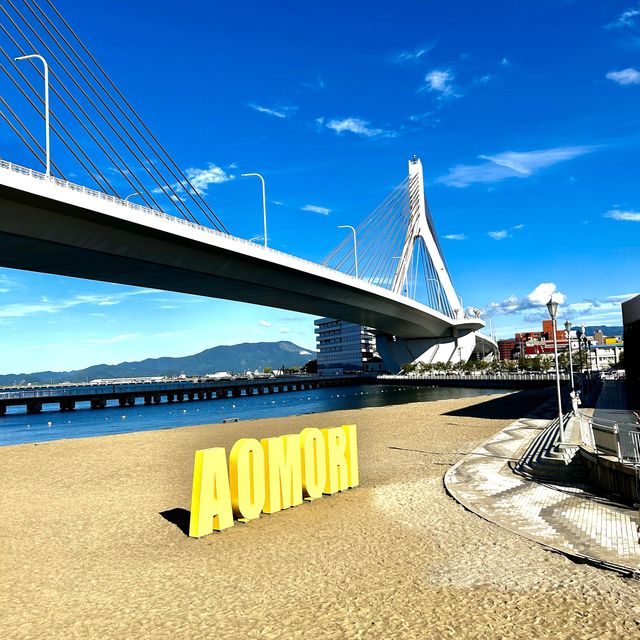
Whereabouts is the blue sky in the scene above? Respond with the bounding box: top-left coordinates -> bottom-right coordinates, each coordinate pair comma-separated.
1,0 -> 639,373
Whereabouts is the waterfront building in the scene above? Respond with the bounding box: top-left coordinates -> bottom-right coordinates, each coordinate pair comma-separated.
622,294 -> 640,394
498,339 -> 517,361
314,318 -> 378,374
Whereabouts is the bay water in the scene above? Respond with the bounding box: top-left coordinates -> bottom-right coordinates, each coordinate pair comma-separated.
0,384 -> 504,446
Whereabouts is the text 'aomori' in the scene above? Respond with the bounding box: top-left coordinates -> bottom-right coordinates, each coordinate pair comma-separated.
189,425 -> 359,537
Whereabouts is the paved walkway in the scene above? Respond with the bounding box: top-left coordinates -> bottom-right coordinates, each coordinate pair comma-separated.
445,407 -> 640,576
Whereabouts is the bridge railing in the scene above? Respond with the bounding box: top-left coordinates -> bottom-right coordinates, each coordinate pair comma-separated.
378,372 -> 570,382
0,159 -> 466,317
577,411 -> 640,465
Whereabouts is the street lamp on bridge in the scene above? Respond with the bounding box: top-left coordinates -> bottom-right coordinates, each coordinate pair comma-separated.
546,298 -> 565,443
337,225 -> 358,278
241,172 -> 268,248
15,53 -> 50,178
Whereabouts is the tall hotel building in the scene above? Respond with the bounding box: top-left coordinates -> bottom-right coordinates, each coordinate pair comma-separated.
314,318 -> 377,374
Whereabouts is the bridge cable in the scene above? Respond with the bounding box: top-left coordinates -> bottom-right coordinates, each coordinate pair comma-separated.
1,4 -> 175,217
40,0 -> 229,233
21,0 -> 205,223
0,48 -> 115,193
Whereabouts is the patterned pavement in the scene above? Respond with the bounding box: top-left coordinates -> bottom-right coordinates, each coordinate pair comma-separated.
444,414 -> 640,576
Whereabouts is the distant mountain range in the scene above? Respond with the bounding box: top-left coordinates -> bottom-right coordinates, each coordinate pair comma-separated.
0,341 -> 315,386
582,325 -> 623,337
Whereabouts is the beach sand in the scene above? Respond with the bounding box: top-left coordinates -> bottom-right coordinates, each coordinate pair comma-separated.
1,389 -> 639,639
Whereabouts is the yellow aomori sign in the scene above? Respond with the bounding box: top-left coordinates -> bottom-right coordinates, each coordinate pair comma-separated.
189,425 -> 359,537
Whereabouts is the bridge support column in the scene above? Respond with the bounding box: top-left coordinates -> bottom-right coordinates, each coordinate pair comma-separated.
144,396 -> 152,405
60,399 -> 75,411
0,404 -> 6,416
27,402 -> 42,414
91,398 -> 106,409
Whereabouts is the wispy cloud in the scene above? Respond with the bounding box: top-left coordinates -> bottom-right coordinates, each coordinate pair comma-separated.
301,204 -> 331,215
605,6 -> 640,30
303,77 -> 325,91
474,73 -> 496,85
258,320 -> 272,327
323,117 -> 396,138
0,273 -> 16,294
443,233 -> 467,240
424,69 -> 457,97
0,290 -> 155,319
278,327 -> 291,334
605,209 -> 640,221
488,223 -> 524,241
247,103 -> 298,119
392,43 -> 436,64
437,145 -> 594,188
606,68 -> 640,85
79,333 -> 141,346
153,163 -> 234,197
501,57 -> 510,66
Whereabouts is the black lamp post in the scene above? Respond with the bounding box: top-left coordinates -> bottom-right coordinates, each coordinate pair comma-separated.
546,298 -> 565,443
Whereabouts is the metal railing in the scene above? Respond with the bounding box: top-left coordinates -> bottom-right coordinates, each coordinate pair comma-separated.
379,372 -> 570,381
578,411 -> 640,465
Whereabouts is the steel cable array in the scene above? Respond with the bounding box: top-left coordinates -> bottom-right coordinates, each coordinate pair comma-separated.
322,172 -> 455,318
0,0 -> 228,232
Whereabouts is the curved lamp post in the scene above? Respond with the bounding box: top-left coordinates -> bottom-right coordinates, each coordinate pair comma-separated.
337,225 -> 358,278
547,298 -> 565,443
15,54 -> 50,177
241,173 -> 267,248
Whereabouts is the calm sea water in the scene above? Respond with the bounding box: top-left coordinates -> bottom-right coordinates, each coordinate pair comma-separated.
0,384 -> 503,446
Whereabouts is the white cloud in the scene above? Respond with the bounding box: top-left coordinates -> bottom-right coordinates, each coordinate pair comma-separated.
325,117 -> 395,138
258,320 -> 272,327
392,43 -> 436,64
485,282 -> 566,317
443,233 -> 467,240
247,103 -> 298,119
437,145 -> 594,187
185,163 -> 234,194
488,230 -> 509,240
424,69 -> 456,96
501,57 -> 510,66
606,68 -> 640,85
301,204 -> 331,215
605,6 -> 640,30
605,209 -> 640,221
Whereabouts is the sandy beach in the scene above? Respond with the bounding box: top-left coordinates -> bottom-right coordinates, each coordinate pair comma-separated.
1,389 -> 639,639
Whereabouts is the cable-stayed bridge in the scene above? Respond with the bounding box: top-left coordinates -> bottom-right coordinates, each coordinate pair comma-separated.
0,1 -> 497,370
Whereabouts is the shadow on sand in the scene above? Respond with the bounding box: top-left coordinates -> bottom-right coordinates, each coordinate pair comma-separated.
444,387 -> 555,420
160,508 -> 191,536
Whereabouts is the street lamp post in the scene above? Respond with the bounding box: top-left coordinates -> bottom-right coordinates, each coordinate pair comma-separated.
546,298 -> 565,443
337,225 -> 358,278
241,173 -> 267,248
564,320 -> 575,393
15,54 -> 50,177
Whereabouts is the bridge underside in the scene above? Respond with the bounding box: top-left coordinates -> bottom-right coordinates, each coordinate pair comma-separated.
0,181 -> 483,343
